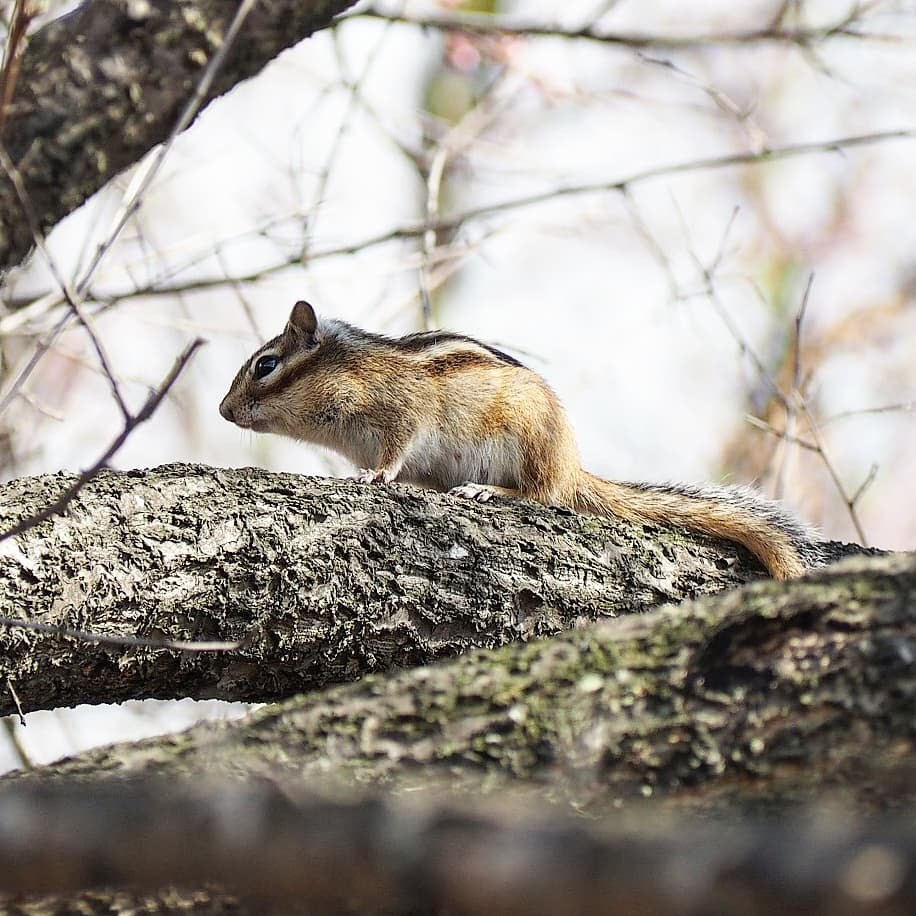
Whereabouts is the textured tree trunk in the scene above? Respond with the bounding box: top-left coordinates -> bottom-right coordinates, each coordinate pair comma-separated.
0,0 -> 358,272
0,463 -> 824,718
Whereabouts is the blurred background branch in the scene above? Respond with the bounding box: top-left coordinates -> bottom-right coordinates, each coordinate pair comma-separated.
1,779 -> 913,913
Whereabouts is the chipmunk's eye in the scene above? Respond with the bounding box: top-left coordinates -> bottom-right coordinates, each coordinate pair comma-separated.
254,355 -> 279,380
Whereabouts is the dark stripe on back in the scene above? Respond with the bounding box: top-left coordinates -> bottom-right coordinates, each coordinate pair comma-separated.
399,330 -> 525,368
425,349 -> 505,376
338,321 -> 524,368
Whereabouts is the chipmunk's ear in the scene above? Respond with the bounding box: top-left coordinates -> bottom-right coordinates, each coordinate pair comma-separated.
287,300 -> 319,345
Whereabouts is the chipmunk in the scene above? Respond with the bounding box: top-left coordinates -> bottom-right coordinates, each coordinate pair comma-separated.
220,300 -> 823,580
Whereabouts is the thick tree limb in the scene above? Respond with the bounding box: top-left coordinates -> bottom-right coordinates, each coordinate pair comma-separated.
13,552 -> 912,817
1,463 -> 830,717
0,780 -> 913,914
0,0 -> 357,273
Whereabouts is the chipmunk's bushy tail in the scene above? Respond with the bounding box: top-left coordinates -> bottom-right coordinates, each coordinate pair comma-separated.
573,471 -> 822,580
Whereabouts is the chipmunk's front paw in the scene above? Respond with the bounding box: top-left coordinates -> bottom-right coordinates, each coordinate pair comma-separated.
351,468 -> 393,485
450,482 -> 496,502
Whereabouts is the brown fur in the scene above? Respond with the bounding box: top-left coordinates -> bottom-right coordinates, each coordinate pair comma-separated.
220,302 -> 821,580
573,474 -> 809,580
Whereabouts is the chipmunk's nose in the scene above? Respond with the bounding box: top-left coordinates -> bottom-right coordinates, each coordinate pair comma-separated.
219,398 -> 234,423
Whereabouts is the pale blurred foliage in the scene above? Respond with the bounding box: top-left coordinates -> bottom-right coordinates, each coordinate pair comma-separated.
2,0 -> 916,769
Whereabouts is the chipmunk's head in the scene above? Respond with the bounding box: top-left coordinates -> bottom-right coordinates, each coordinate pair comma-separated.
219,300 -> 323,434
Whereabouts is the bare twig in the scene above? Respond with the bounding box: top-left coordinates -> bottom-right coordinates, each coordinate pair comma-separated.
791,273 -> 814,391
744,414 -> 819,452
0,338 -> 204,544
707,268 -> 868,540
302,18 -> 394,260
823,401 -> 916,424
850,462 -> 879,509
0,713 -> 32,770
0,616 -> 240,654
707,205 -> 741,277
30,127 -> 915,310
386,128 -> 916,258
355,4 -> 888,50
418,67 -> 515,328
678,203 -> 790,412
619,187 -> 680,300
636,52 -> 768,151
0,0 -> 259,420
75,0 -> 260,292
801,404 -> 868,544
0,143 -> 130,420
0,0 -> 35,136
782,278 -> 870,542
773,272 -> 815,498
674,200 -> 809,499
4,676 -> 25,726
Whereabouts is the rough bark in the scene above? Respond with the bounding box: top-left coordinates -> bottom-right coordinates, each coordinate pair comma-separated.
1,780 -> 913,915
12,552 -> 913,818
1,463 -> 846,718
0,0 -> 357,274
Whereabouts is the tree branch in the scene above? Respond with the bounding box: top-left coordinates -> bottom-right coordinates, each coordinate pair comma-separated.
0,780 -> 913,913
31,127 -> 911,311
3,463 -> 847,718
12,553 -> 910,818
0,339 -> 203,544
356,5 -> 880,51
0,0 -> 358,273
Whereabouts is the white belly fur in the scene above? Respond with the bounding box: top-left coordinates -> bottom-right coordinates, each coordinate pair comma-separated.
400,427 -> 522,490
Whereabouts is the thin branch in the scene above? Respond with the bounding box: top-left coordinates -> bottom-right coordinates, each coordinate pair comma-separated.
0,0 -> 35,136
0,616 -> 240,653
302,17 -> 394,261
774,271 -> 815,498
0,713 -> 32,770
32,127 -> 916,309
707,204 -> 741,276
678,203 -> 790,413
418,66 -> 515,328
0,143 -> 130,421
636,51 -> 768,152
355,5 -> 883,50
73,0 -> 260,294
791,272 -> 814,392
4,676 -> 24,726
0,0 -> 259,420
0,338 -> 204,544
784,279 -> 869,542
850,462 -> 879,509
744,414 -> 819,452
620,186 -> 680,300
822,401 -> 916,424
801,402 -> 868,544
713,271 -> 868,541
